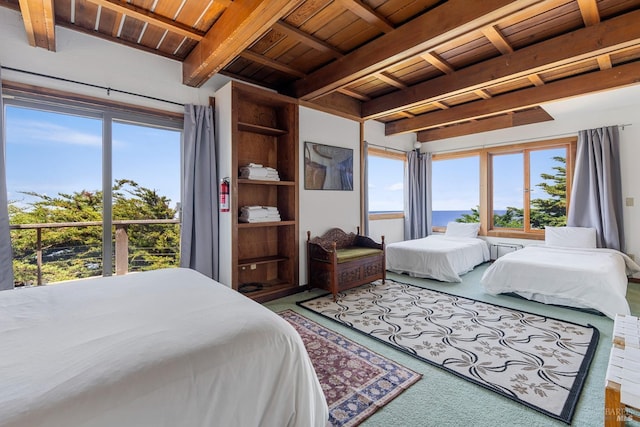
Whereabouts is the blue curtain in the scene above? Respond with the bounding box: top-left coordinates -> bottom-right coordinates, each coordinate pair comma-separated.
404,150 -> 432,240
568,126 -> 624,250
180,104 -> 219,279
0,67 -> 14,290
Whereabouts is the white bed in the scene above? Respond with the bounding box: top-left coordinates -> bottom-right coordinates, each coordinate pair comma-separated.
386,233 -> 490,282
481,242 -> 640,319
0,267 -> 328,427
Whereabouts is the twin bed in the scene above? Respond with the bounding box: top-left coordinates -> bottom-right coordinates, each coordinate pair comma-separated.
386,222 -> 490,282
481,226 -> 640,319
0,268 -> 328,427
387,223 -> 639,319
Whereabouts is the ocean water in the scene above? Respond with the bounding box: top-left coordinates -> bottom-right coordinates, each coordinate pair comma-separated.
432,210 -> 474,227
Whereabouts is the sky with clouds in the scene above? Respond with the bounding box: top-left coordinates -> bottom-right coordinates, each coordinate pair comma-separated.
5,105 -> 181,209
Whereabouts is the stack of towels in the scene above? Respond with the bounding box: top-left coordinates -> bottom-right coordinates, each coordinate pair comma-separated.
239,163 -> 280,181
239,206 -> 281,223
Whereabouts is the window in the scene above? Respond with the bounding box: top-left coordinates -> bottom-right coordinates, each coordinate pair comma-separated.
4,92 -> 182,285
489,141 -> 573,234
432,154 -> 480,228
431,137 -> 575,238
367,147 -> 405,219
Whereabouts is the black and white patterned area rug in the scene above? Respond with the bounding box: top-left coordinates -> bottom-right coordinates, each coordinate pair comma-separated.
298,279 -> 599,424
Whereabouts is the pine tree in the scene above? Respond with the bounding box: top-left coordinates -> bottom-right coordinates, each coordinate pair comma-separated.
457,156 -> 566,229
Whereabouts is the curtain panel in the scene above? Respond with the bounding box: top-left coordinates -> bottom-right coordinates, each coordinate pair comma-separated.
0,67 -> 15,290
180,104 -> 219,279
362,141 -> 370,236
567,125 -> 624,250
404,150 -> 432,240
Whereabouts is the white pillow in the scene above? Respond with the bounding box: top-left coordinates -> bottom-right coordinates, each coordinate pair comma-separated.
444,222 -> 480,238
545,226 -> 597,248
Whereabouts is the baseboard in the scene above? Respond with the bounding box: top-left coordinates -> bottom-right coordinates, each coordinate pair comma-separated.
630,278 -> 640,284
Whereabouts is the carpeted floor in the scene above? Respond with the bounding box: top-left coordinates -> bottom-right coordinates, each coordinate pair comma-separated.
265,263 -> 638,427
279,309 -> 421,426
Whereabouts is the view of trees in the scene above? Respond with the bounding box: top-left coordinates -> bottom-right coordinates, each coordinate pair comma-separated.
9,179 -> 180,285
457,156 -> 567,228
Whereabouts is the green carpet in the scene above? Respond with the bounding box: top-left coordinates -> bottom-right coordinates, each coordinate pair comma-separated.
265,263 -> 633,427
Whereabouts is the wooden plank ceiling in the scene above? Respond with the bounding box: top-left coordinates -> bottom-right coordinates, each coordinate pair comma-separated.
3,0 -> 640,141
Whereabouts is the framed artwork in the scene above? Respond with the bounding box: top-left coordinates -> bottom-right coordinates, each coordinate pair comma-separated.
304,141 -> 353,190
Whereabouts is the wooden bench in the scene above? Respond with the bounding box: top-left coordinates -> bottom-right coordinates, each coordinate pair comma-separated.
605,314 -> 640,426
306,227 -> 385,300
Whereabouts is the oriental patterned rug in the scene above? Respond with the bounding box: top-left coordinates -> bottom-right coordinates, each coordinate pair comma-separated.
298,280 -> 599,424
279,310 -> 421,427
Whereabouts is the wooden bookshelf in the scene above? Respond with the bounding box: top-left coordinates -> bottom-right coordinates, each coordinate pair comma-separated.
228,82 -> 299,302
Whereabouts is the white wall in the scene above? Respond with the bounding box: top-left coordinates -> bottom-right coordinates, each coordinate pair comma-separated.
299,107 -> 360,283
422,84 -> 640,268
0,7 -> 229,111
214,83 -> 233,287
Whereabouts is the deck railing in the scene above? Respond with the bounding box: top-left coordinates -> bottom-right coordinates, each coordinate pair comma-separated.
9,219 -> 180,285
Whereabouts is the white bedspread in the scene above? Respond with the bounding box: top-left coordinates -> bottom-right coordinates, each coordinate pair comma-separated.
480,245 -> 640,319
386,235 -> 490,282
0,268 -> 328,427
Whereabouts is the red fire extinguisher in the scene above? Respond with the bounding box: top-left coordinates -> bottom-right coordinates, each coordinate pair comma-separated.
220,178 -> 230,212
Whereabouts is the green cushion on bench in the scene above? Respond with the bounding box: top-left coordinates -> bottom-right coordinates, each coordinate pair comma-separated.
336,247 -> 383,263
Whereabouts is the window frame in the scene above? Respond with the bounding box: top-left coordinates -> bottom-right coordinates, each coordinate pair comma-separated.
3,83 -> 184,277
367,147 -> 406,221
432,137 -> 576,239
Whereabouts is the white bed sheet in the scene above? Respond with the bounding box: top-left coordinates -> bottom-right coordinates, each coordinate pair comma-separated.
0,268 -> 328,427
386,235 -> 490,282
480,245 -> 640,319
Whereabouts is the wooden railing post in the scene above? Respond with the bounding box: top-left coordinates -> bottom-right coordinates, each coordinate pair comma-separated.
115,224 -> 129,275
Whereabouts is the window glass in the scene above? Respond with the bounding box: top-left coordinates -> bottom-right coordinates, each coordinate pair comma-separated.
529,148 -> 567,229
6,105 -> 103,285
368,154 -> 404,213
4,101 -> 182,286
112,121 -> 182,272
492,152 -> 524,228
432,155 -> 479,226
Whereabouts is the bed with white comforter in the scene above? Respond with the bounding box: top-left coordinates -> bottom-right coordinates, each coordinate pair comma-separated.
0,267 -> 328,427
480,245 -> 640,319
386,234 -> 490,282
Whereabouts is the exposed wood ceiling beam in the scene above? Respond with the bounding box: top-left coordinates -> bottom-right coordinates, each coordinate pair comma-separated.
287,0 -> 544,100
374,72 -> 408,89
183,0 -> 301,87
482,25 -> 513,54
417,107 -> 554,142
577,0 -> 600,26
52,17 -> 179,60
363,10 -> 640,119
337,87 -> 371,101
300,93 -> 363,122
528,74 -> 545,86
432,101 -> 450,109
474,89 -> 493,99
597,54 -> 612,70
84,0 -> 206,41
421,52 -> 455,74
336,0 -> 394,33
386,60 -> 640,135
272,21 -> 344,59
239,51 -> 306,78
18,0 -> 56,50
